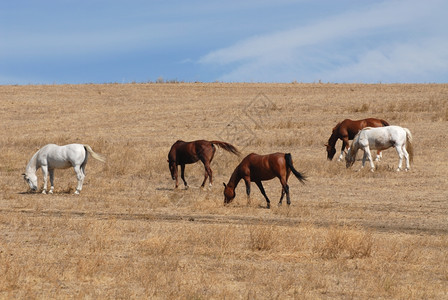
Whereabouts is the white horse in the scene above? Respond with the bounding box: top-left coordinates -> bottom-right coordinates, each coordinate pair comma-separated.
345,126 -> 413,172
23,144 -> 106,194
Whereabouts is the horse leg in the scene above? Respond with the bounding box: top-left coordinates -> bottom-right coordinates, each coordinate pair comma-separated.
180,164 -> 188,189
395,146 -> 404,171
73,165 -> 85,194
244,177 -> 251,206
279,189 -> 285,206
278,177 -> 291,206
375,150 -> 382,162
199,158 -> 213,188
49,169 -> 55,194
362,146 -> 375,172
338,137 -> 349,161
41,165 -> 48,194
360,151 -> 367,168
205,163 -> 213,187
284,184 -> 291,205
200,170 -> 208,188
255,181 -> 271,209
402,146 -> 410,171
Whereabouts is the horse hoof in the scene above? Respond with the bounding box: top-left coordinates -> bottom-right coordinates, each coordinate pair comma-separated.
42,190 -> 46,194
74,190 -> 80,195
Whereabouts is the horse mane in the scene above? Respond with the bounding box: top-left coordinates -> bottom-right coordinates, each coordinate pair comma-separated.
327,122 -> 343,146
25,149 -> 40,173
332,121 -> 342,132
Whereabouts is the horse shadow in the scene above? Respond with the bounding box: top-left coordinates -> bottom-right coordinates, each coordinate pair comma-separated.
155,187 -> 176,191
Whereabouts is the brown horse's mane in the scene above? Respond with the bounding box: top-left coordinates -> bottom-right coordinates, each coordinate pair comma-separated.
328,122 -> 341,145
332,121 -> 342,133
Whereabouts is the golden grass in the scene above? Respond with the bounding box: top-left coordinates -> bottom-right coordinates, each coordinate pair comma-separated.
1,83 -> 447,298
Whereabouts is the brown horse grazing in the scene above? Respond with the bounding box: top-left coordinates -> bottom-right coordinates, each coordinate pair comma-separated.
325,118 -> 390,161
223,153 -> 306,209
168,140 -> 240,189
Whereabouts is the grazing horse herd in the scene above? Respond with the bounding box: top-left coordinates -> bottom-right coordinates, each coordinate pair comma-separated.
23,118 -> 413,208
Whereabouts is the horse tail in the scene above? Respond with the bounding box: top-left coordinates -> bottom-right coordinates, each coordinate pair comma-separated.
381,119 -> 390,126
285,153 -> 306,184
403,128 -> 414,162
210,141 -> 241,156
83,144 -> 106,163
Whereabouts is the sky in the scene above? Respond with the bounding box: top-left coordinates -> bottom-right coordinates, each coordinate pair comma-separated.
1,0 -> 447,85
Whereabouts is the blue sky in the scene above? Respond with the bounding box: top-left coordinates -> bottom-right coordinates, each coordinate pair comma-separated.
1,0 -> 447,84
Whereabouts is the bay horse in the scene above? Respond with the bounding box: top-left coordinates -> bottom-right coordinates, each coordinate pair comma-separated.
23,144 -> 106,194
346,126 -> 413,172
326,118 -> 390,161
223,153 -> 306,209
168,140 -> 240,189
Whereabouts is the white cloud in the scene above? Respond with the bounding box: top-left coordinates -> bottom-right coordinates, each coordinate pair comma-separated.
320,38 -> 448,83
199,0 -> 448,83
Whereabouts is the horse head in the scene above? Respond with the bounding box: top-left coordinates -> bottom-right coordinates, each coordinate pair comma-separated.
223,183 -> 235,204
345,149 -> 356,168
22,173 -> 38,191
325,144 -> 337,160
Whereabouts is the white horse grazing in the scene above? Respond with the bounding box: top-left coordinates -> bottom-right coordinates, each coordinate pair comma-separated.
345,126 -> 413,172
23,144 -> 106,194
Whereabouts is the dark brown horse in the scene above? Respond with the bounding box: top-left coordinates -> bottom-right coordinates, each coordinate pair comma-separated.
223,153 -> 306,209
168,140 -> 240,189
325,118 -> 390,161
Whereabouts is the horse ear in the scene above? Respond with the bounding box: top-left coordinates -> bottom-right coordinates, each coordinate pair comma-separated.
223,182 -> 226,188
324,144 -> 328,147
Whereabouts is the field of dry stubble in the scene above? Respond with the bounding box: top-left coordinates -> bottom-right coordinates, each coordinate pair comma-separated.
1,83 -> 448,299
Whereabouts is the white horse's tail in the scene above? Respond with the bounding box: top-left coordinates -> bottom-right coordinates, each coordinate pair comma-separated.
83,144 -> 106,163
403,128 -> 414,162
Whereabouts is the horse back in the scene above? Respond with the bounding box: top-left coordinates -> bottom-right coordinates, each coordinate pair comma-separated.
243,153 -> 285,181
364,118 -> 389,127
169,140 -> 205,164
40,144 -> 85,169
341,118 -> 389,139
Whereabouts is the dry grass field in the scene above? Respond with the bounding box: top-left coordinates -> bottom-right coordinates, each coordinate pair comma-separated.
1,83 -> 447,299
